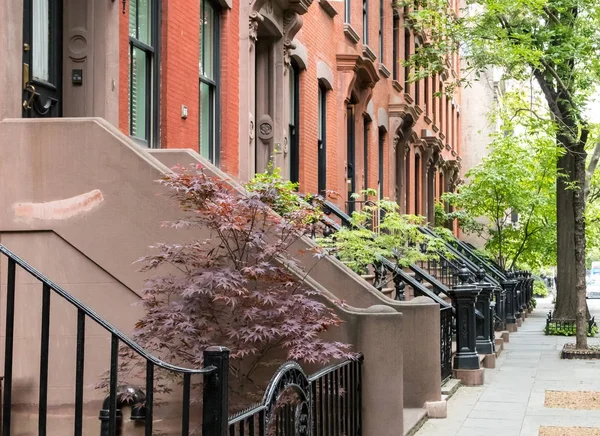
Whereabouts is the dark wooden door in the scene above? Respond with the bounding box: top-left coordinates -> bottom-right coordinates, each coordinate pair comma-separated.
22,0 -> 62,118
346,106 -> 356,214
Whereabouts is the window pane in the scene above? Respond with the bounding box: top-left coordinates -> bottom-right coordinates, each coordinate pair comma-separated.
32,0 -> 50,81
129,0 -> 137,37
289,66 -> 296,126
131,47 -> 148,140
199,81 -> 213,159
138,0 -> 152,44
201,1 -> 215,80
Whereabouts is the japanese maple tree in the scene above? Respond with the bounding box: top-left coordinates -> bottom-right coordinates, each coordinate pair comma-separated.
122,165 -> 351,405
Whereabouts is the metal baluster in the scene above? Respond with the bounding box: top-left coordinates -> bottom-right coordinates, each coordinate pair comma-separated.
319,377 -> 325,435
74,309 -> 85,436
357,360 -> 363,435
3,258 -> 16,436
240,417 -> 245,436
145,362 -> 154,436
249,414 -> 255,436
311,380 -> 318,435
229,423 -> 235,436
38,283 -> 51,435
350,363 -> 355,436
328,372 -> 334,435
259,409 -> 265,436
182,373 -> 191,435
334,368 -> 340,435
108,334 -> 119,436
340,368 -> 345,436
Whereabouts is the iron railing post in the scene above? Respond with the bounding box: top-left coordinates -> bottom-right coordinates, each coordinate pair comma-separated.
203,346 -> 230,436
475,269 -> 495,356
448,268 -> 481,370
502,273 -> 518,328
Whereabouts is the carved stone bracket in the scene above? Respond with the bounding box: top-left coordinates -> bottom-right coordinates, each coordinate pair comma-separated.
249,12 -> 264,42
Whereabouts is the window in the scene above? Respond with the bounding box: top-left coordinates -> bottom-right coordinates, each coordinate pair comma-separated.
363,0 -> 369,44
345,0 -> 351,23
404,151 -> 410,213
414,38 -> 421,106
432,74 -> 437,123
290,61 -> 300,184
392,11 -> 399,80
404,29 -> 410,92
424,76 -> 429,116
414,153 -> 421,215
129,0 -> 159,145
379,0 -> 384,60
318,83 -> 327,194
200,0 -> 220,164
378,128 -> 385,202
364,117 -> 370,192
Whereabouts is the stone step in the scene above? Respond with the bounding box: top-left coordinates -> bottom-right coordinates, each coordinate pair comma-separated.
403,408 -> 428,436
441,378 -> 461,397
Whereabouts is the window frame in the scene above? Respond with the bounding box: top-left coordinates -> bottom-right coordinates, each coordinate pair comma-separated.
318,82 -> 327,195
392,10 -> 399,81
379,0 -> 384,60
129,0 -> 161,147
345,0 -> 351,23
289,60 -> 300,184
363,0 -> 369,44
199,0 -> 221,165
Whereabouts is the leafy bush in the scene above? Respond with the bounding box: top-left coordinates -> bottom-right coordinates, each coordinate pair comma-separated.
546,324 -> 598,337
112,165 -> 352,407
317,193 -> 451,274
533,280 -> 549,298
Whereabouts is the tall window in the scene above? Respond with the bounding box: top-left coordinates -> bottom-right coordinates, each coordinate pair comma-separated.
364,117 -> 370,192
289,61 -> 300,184
199,0 -> 220,164
404,29 -> 410,92
378,128 -> 385,202
432,74 -> 437,123
345,0 -> 351,23
379,0 -> 384,60
392,11 -> 399,81
318,83 -> 327,194
414,153 -> 421,215
404,151 -> 410,213
424,76 -> 429,116
129,0 -> 158,145
363,0 -> 369,44
414,39 -> 421,106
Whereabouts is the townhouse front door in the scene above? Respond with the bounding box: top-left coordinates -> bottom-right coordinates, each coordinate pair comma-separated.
22,0 -> 63,118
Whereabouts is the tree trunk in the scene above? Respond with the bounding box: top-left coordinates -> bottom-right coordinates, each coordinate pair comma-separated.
554,150 -> 579,319
573,147 -> 588,349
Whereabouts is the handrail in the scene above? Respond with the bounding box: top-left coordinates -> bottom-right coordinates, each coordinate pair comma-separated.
0,244 -> 215,376
409,263 -> 451,297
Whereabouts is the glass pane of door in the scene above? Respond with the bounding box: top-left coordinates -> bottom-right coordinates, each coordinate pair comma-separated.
131,47 -> 148,140
32,0 -> 49,81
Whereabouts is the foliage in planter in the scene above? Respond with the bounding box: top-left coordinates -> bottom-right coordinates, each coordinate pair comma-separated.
531,298 -> 537,309
104,165 -> 352,408
317,191 -> 451,274
546,324 -> 598,338
533,280 -> 549,298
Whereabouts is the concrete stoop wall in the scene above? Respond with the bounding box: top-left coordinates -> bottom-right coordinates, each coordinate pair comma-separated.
0,118 -> 441,435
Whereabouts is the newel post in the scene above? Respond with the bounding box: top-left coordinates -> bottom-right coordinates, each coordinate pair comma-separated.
502,272 -> 518,330
448,268 -> 481,370
475,269 -> 495,356
203,346 -> 230,436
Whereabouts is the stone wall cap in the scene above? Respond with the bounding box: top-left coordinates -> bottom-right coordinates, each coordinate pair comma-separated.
365,305 -> 396,313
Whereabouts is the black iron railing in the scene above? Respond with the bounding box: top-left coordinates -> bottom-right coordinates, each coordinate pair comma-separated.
0,244 -> 229,436
440,306 -> 453,382
228,356 -> 363,435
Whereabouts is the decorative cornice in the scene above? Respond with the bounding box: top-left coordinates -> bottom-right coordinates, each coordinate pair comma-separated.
344,23 -> 360,44
287,0 -> 314,14
318,0 -> 338,17
420,130 -> 444,153
362,45 -> 377,62
379,64 -> 391,78
389,103 -> 419,128
336,53 -> 380,88
249,12 -> 264,42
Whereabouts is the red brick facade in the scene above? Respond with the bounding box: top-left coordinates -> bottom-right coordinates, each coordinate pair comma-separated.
118,0 -> 461,224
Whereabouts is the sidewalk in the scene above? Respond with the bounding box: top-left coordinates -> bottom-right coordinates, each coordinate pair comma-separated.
416,297 -> 600,436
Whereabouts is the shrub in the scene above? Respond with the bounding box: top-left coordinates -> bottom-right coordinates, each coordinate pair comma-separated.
533,280 -> 549,298
111,165 -> 352,408
317,193 -> 451,274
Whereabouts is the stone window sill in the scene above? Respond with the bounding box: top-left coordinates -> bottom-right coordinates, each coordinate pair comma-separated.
319,0 -> 338,17
392,80 -> 403,92
344,23 -> 360,44
379,64 -> 391,78
362,45 -> 377,62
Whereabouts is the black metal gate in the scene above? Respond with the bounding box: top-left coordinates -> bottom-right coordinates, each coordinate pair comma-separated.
228,357 -> 363,436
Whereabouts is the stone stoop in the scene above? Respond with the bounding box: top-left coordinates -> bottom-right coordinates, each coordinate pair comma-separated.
403,408 -> 428,436
441,378 -> 462,398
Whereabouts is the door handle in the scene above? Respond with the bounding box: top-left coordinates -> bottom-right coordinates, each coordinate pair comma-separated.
23,63 -> 30,89
23,84 -> 36,110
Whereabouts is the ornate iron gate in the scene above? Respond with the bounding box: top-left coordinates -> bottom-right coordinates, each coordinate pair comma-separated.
228,356 -> 363,436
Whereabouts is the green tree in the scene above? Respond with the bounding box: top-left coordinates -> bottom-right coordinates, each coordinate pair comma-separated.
400,0 -> 600,348
444,92 -> 558,271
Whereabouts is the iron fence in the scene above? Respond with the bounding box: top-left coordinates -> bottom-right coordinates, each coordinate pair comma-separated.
228,356 -> 363,436
0,243 -> 229,436
440,306 -> 453,382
